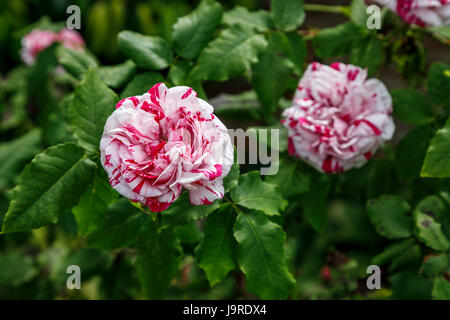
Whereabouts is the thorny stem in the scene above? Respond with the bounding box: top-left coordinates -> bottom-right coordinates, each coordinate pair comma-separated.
130,200 -> 158,221
304,4 -> 351,17
298,29 -> 319,41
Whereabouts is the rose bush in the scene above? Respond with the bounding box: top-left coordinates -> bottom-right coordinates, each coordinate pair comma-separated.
0,0 -> 449,301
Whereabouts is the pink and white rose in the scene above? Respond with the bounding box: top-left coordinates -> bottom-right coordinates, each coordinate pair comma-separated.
57,29 -> 85,50
282,62 -> 395,174
20,28 -> 85,65
100,83 -> 234,212
374,0 -> 450,27
20,30 -> 58,65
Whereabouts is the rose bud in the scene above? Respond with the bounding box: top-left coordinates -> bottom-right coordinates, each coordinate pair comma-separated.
100,83 -> 234,212
282,62 -> 395,174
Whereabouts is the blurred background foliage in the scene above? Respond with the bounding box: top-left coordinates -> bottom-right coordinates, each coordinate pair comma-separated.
0,0 -> 449,300
0,0 -> 262,73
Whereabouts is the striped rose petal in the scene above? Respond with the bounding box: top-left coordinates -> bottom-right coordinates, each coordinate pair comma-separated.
100,83 -> 233,212
372,0 -> 450,27
282,62 -> 395,173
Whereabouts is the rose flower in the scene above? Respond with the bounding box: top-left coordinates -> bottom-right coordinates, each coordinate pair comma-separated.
374,0 -> 450,27
100,83 -> 234,212
57,28 -> 85,50
282,62 -> 395,173
21,28 -> 85,65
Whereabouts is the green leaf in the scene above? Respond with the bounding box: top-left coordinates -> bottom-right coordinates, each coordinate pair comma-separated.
233,210 -> 295,299
68,68 -> 119,154
58,210 -> 78,237
414,196 -> 450,251
271,0 -> 305,31
117,30 -> 173,70
350,0 -> 368,26
428,26 -> 450,42
0,129 -> 41,191
284,33 -> 307,75
174,222 -> 202,245
136,219 -> 182,299
189,24 -> 267,82
172,0 -> 223,60
224,161 -> 239,193
421,118 -> 450,178
168,60 -> 193,86
212,90 -> 262,121
167,60 -> 207,99
0,251 -> 38,287
390,267 -> 433,299
120,72 -> 164,98
389,243 -> 422,274
395,125 -> 435,182
72,169 -> 118,237
427,61 -> 450,111
299,173 -> 330,232
420,255 -> 448,278
231,171 -> 287,216
251,32 -> 296,117
350,36 -> 384,76
0,81 -> 27,132
87,199 -> 146,250
2,143 -> 96,233
88,213 -> 146,250
223,6 -> 274,32
313,22 -> 366,58
366,159 -> 397,198
27,45 -> 58,97
367,195 -> 413,239
372,238 -> 416,265
417,195 -> 448,222
432,278 -> 450,300
56,46 -> 98,79
195,204 -> 237,286
161,191 -> 221,227
98,60 -> 137,88
245,123 -> 288,155
265,157 -> 310,197
391,89 -> 435,126
372,238 -> 422,274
